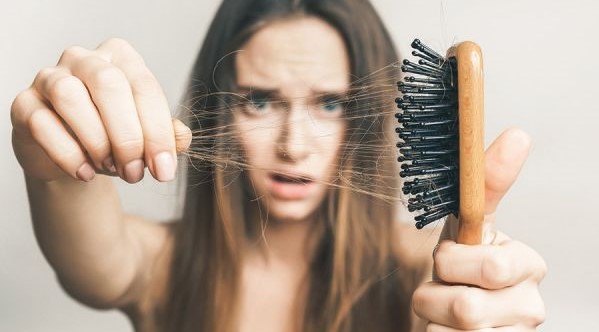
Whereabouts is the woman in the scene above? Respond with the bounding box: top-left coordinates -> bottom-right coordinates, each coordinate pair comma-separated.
10,0 -> 546,331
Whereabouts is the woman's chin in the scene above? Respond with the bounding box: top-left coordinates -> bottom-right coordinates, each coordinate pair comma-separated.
263,199 -> 320,224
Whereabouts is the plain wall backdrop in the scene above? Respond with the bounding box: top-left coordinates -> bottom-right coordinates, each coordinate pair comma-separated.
1,0 -> 597,331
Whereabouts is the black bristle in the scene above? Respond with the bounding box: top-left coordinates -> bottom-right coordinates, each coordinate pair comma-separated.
411,39 -> 444,62
397,39 -> 459,229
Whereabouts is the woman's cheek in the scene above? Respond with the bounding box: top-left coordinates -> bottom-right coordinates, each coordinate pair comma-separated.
236,118 -> 280,163
321,121 -> 346,170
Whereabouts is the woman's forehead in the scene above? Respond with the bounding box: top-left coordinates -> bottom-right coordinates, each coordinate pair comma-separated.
235,16 -> 350,94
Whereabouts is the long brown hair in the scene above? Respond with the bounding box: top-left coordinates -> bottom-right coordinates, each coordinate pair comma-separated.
163,0 -> 418,331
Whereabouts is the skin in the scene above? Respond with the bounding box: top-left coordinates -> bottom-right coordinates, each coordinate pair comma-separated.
234,17 -> 348,224
10,16 -> 545,332
413,129 -> 547,332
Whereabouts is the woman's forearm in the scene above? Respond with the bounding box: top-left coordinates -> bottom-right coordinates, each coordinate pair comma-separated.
25,174 -> 140,308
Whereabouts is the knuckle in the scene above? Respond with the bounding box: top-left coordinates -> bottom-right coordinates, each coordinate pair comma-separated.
529,306 -> 546,327
100,37 -> 132,50
534,255 -> 548,282
33,67 -> 56,88
130,72 -> 162,97
526,291 -> 546,326
48,75 -> 82,102
531,305 -> 547,326
26,109 -> 84,170
411,286 -> 427,316
85,136 -> 112,157
432,242 -> 453,281
10,89 -> 31,126
481,249 -> 512,288
433,252 -> 450,281
145,122 -> 175,141
114,137 -> 144,155
28,109 -> 49,134
99,38 -> 140,58
98,38 -> 145,64
54,148 -> 82,169
91,66 -> 127,89
451,288 -> 483,329
59,46 -> 86,64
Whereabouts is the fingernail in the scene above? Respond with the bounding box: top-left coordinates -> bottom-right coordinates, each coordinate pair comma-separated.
102,157 -> 116,173
76,163 -> 96,182
154,152 -> 175,181
124,159 -> 144,183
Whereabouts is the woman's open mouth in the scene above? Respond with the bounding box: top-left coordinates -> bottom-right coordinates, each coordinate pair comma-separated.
268,172 -> 316,200
271,173 -> 313,184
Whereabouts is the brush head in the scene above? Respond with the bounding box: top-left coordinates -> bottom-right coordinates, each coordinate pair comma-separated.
396,39 -> 459,229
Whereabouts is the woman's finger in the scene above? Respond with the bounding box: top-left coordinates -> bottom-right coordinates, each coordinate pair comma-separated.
484,128 -> 532,215
56,45 -> 92,67
412,281 -> 545,330
173,118 -> 192,153
70,55 -> 145,183
97,38 -> 177,181
32,67 -> 113,172
438,129 -> 532,244
27,107 -> 95,182
434,238 -> 547,289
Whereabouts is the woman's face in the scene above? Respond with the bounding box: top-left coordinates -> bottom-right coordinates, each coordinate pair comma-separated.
234,16 -> 350,223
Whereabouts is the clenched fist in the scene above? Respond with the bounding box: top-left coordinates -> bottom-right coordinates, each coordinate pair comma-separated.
11,38 -> 192,183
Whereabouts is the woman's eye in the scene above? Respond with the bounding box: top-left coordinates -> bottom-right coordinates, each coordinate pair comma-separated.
320,99 -> 344,113
241,95 -> 273,115
250,98 -> 269,110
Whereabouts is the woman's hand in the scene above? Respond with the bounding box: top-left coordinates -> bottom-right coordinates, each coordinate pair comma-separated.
412,128 -> 547,331
11,38 -> 191,183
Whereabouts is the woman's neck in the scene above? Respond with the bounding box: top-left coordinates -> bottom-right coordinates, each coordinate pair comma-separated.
245,210 -> 324,270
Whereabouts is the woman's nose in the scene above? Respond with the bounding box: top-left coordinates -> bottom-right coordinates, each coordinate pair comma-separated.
276,105 -> 312,162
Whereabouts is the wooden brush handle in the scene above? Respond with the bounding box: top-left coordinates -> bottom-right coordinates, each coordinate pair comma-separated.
448,42 -> 485,245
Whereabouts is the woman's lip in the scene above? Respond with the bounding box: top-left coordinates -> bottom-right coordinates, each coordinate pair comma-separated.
269,171 -> 315,182
267,172 -> 316,200
269,172 -> 314,183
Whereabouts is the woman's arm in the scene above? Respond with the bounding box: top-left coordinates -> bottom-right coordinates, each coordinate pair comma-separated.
25,175 -> 148,308
11,38 -> 190,309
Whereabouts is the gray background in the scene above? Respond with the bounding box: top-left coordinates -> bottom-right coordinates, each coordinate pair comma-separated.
1,0 -> 597,331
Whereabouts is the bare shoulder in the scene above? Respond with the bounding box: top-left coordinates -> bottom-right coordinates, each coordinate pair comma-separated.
117,215 -> 176,319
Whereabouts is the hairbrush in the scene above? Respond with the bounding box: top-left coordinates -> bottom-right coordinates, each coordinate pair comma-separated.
396,39 -> 484,245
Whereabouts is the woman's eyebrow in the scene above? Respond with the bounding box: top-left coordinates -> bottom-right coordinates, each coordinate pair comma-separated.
235,86 -> 348,102
236,86 -> 278,99
313,91 -> 349,103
